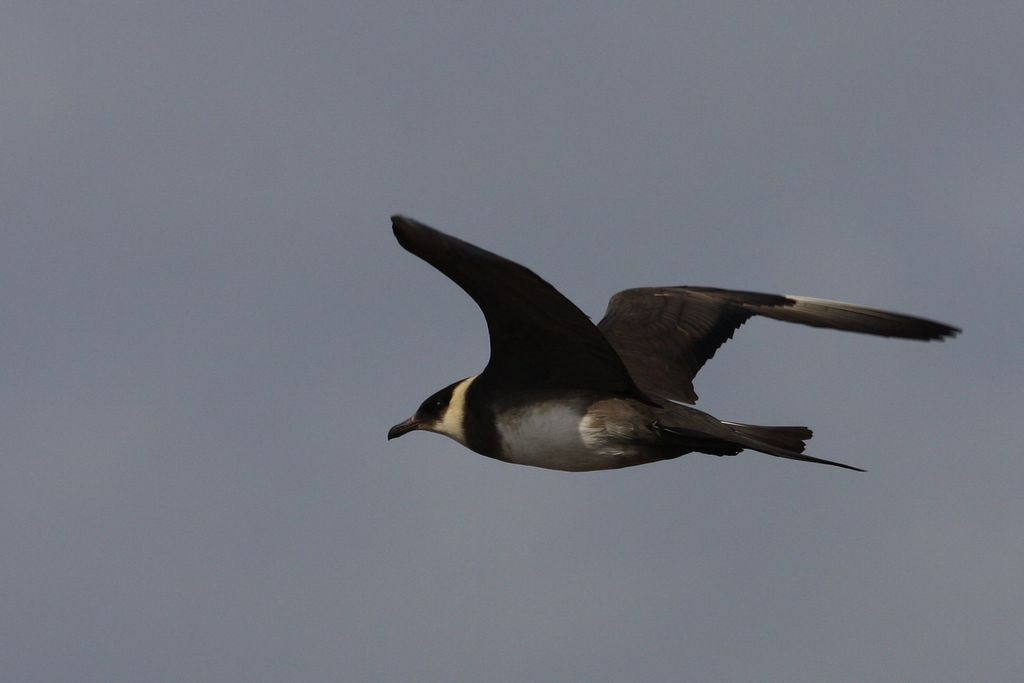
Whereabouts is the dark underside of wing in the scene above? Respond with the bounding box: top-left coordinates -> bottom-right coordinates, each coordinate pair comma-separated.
597,286 -> 959,404
392,215 -> 643,396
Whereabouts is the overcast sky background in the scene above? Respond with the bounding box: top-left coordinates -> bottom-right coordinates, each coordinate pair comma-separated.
2,3 -> 1022,681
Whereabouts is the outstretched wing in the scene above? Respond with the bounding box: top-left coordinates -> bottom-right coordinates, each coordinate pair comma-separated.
392,216 -> 642,396
598,286 -> 959,404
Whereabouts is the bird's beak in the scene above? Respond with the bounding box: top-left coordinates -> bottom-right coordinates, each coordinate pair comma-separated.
387,416 -> 420,440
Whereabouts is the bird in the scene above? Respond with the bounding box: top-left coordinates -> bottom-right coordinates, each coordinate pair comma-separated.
386,215 -> 959,472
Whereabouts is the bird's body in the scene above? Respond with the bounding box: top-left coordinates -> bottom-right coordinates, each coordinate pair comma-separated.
387,215 -> 959,472
497,391 -> 626,471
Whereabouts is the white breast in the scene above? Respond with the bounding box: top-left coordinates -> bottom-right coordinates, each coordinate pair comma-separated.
495,401 -> 650,472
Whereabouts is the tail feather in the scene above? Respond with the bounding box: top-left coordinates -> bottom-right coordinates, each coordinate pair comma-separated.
652,411 -> 865,472
725,423 -> 812,453
724,422 -> 865,472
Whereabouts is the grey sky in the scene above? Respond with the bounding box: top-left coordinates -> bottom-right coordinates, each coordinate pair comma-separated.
2,2 -> 1022,681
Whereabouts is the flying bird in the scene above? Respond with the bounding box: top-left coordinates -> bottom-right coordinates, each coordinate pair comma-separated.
387,215 -> 959,472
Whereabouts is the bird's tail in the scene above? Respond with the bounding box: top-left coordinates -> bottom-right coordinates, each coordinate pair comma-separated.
722,422 -> 865,472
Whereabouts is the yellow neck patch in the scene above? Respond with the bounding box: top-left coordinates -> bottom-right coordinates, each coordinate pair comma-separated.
434,375 -> 476,445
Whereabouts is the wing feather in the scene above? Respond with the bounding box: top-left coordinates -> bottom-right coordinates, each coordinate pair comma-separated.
598,286 -> 959,404
392,216 -> 642,395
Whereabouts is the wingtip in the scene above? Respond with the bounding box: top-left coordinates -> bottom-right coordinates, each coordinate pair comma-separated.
390,214 -> 414,236
390,215 -> 465,261
912,318 -> 961,342
915,323 -> 960,342
391,214 -> 431,249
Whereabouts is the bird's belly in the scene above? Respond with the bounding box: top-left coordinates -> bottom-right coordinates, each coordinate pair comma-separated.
495,402 -> 659,472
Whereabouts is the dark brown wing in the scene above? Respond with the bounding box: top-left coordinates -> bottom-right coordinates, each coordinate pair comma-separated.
392,216 -> 642,396
598,286 -> 959,404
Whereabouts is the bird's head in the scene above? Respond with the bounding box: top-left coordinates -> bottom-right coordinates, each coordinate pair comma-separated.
387,376 -> 476,445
